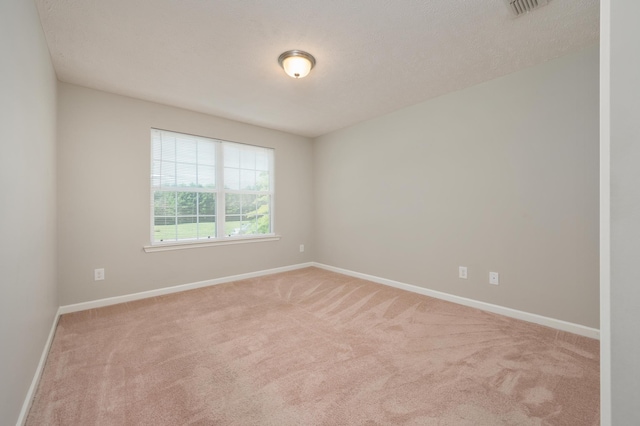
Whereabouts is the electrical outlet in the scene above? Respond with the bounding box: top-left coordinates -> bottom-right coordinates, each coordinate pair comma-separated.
489,272 -> 499,285
458,266 -> 468,279
94,268 -> 105,281
299,244 -> 305,253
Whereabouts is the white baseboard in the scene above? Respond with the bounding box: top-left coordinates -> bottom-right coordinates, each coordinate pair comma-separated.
59,263 -> 314,314
58,260 -> 601,337
16,308 -> 61,426
312,262 -> 600,340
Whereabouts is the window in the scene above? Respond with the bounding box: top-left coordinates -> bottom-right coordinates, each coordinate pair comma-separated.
151,129 -> 274,245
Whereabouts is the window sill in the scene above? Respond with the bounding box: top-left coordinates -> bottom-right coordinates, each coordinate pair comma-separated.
143,234 -> 281,253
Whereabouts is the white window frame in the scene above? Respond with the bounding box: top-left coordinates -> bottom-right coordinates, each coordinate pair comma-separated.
145,128 -> 277,252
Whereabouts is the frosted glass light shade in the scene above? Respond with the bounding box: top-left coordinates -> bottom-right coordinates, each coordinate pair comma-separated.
282,56 -> 312,78
278,50 -> 316,79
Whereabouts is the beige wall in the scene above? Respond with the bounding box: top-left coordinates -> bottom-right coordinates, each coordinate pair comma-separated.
314,45 -> 599,328
610,0 -> 640,422
0,0 -> 59,424
57,83 -> 314,305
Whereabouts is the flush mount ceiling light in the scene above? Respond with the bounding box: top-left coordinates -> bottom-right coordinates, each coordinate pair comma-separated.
278,50 -> 316,79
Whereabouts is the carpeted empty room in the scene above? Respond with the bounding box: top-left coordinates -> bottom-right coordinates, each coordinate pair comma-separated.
8,1 -> 615,425
27,268 -> 599,425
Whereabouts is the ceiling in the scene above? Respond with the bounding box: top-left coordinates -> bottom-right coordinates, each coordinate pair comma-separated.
35,0 -> 599,138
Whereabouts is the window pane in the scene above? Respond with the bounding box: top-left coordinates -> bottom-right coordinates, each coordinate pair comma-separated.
154,216 -> 176,226
151,160 -> 162,187
256,194 -> 270,212
198,217 -> 216,238
176,163 -> 197,187
255,195 -> 271,234
255,151 -> 269,171
154,216 -> 176,242
161,138 -> 176,162
256,215 -> 270,234
256,171 -> 269,191
176,216 -> 198,240
152,139 -> 162,161
241,194 -> 257,214
224,168 -> 240,190
177,192 -> 197,216
224,145 -> 240,168
199,141 -> 215,166
225,215 -> 241,236
240,149 -> 255,169
241,194 -> 259,235
198,193 -> 215,215
225,193 -> 241,215
224,193 -> 271,236
240,169 -> 256,190
198,165 -> 215,188
160,161 -> 176,187
176,138 -> 197,163
154,191 -> 176,216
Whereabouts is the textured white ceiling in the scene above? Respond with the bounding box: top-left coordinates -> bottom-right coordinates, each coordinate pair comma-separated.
35,0 -> 599,138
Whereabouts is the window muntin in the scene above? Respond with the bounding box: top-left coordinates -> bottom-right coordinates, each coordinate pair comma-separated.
151,129 -> 273,244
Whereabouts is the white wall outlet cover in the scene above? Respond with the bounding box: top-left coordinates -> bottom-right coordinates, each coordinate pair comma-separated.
94,268 -> 105,281
458,266 -> 468,279
489,272 -> 499,285
299,244 -> 305,253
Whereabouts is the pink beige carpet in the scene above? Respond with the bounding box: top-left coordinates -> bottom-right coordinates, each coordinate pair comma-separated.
27,267 -> 599,425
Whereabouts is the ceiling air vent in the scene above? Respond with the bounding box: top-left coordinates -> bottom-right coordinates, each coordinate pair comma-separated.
505,0 -> 549,16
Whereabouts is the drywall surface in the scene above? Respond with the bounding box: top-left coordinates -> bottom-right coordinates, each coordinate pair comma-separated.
35,0 -> 598,138
57,83 -> 314,305
610,0 -> 640,422
0,0 -> 59,424
314,45 -> 599,328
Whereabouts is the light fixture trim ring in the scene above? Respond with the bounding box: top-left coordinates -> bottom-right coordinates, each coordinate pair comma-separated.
278,50 -> 316,71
